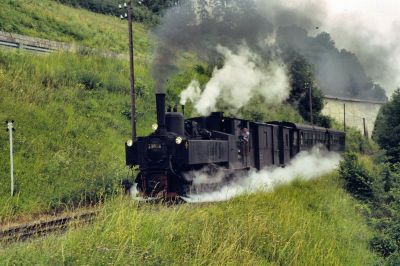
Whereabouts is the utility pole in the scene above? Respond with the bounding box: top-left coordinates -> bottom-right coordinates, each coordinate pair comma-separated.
305,82 -> 313,124
6,120 -> 15,196
363,118 -> 368,138
343,103 -> 346,132
119,1 -> 138,141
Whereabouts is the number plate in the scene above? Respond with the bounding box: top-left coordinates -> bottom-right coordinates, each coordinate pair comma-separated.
148,143 -> 162,149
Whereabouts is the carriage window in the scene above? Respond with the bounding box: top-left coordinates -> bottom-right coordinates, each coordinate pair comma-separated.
293,132 -> 298,146
286,134 -> 289,147
265,131 -> 268,149
300,133 -> 304,145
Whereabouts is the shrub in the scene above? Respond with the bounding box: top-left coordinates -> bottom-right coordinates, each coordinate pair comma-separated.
338,153 -> 375,201
345,128 -> 379,154
370,235 -> 398,257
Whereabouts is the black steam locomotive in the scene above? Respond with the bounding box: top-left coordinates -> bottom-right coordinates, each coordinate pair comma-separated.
125,93 -> 346,198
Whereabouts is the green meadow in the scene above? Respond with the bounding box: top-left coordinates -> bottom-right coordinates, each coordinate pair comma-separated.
0,175 -> 378,265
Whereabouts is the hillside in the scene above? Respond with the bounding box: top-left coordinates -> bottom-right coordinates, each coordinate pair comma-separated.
0,175 -> 377,264
0,0 -> 150,53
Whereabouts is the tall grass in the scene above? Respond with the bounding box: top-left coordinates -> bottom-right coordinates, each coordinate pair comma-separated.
0,49 -> 157,220
0,175 -> 377,265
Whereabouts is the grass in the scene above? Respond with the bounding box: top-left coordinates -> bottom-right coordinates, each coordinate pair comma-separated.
0,174 -> 377,265
0,0 -> 151,54
0,50 -> 133,219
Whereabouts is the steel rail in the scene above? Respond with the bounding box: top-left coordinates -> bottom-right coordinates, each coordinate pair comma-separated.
0,211 -> 98,244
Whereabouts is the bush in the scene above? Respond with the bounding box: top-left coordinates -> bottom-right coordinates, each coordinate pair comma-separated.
345,128 -> 379,154
339,152 -> 400,263
370,235 -> 398,257
388,253 -> 400,266
339,153 -> 375,201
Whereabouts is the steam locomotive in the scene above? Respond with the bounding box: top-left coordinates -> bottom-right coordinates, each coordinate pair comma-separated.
125,93 -> 346,199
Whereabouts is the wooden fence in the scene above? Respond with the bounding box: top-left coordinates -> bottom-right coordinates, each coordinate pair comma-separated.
0,31 -> 129,60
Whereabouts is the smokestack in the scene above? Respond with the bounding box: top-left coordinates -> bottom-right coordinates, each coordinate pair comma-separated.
156,93 -> 166,130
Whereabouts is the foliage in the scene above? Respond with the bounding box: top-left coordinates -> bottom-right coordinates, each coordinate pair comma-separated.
277,26 -> 387,101
345,127 -> 380,154
338,153 -> 375,201
284,51 -> 331,127
0,176 -> 377,265
239,96 -> 304,123
373,88 -> 400,163
139,0 -> 178,14
55,0 -> 160,25
338,153 -> 400,262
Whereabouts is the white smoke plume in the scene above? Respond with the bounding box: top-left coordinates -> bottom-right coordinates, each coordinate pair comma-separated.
185,147 -> 341,203
180,45 -> 290,116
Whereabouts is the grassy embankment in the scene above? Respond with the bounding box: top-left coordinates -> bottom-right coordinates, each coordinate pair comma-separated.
0,0 -> 158,219
0,0 -> 139,53
0,174 -> 377,265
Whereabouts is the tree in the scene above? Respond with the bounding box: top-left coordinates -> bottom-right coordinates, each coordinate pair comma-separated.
56,0 -> 166,24
373,89 -> 400,163
285,51 -> 331,127
276,26 -> 388,101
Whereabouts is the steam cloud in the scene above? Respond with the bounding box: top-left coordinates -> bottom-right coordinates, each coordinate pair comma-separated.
180,45 -> 290,115
256,0 -> 400,96
153,0 -> 399,101
185,147 -> 341,203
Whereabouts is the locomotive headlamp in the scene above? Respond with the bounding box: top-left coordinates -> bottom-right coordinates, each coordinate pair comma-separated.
127,139 -> 133,147
152,123 -> 158,131
175,136 -> 183,145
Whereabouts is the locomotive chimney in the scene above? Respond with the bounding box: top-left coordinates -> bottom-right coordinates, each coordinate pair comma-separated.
156,93 -> 166,130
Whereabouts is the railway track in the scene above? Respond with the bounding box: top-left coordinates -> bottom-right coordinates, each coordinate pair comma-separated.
0,210 -> 98,244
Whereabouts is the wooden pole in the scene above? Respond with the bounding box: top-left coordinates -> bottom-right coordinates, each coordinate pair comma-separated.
127,2 -> 136,141
363,118 -> 368,138
343,103 -> 346,132
309,84 -> 313,124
